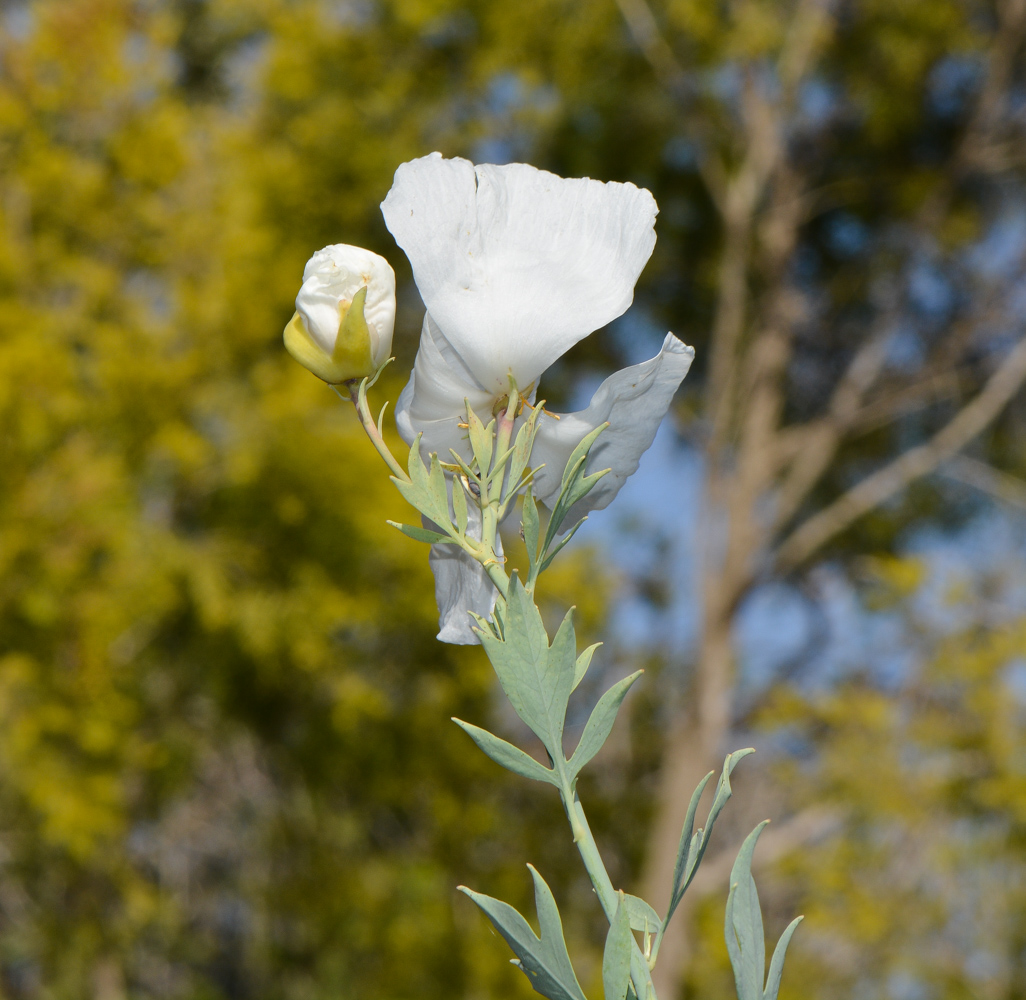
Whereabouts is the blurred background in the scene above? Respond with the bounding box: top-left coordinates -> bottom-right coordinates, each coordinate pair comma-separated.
2,0 -> 1026,997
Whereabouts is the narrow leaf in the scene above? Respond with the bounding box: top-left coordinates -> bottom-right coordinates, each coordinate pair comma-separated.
622,894 -> 661,935
572,643 -> 601,692
763,916 -> 803,1000
507,403 -> 543,499
725,822 -> 769,1000
567,671 -> 643,779
466,404 -> 493,474
560,423 -> 607,492
386,521 -> 454,544
452,477 -> 469,535
539,515 -> 589,574
522,487 -> 541,577
674,749 -> 755,910
427,453 -> 452,519
452,718 -> 557,786
668,770 -> 714,914
602,893 -> 632,1000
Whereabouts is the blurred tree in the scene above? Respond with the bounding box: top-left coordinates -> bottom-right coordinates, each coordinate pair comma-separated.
0,1 -> 605,997
678,557 -> 1026,999
4,0 -> 1026,998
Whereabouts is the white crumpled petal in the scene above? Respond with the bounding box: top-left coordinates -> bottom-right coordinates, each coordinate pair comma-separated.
395,312 -> 496,464
381,153 -> 658,393
425,503 -> 504,644
530,334 -> 695,523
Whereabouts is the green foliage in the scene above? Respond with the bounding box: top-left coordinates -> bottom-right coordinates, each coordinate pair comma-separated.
723,823 -> 802,1000
461,865 -> 589,1000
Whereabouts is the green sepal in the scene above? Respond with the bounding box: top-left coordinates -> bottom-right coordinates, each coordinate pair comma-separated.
282,285 -> 376,384
460,866 -> 588,1000
566,670 -> 643,781
602,893 -> 632,1000
386,521 -> 455,544
452,717 -> 558,786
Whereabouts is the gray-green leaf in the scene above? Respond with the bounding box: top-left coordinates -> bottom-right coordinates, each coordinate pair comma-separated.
666,748 -> 754,925
725,821 -> 768,1000
460,866 -> 588,1000
602,893 -> 632,1000
452,717 -> 557,786
572,642 -> 601,692
476,574 -> 575,760
567,671 -> 643,780
622,894 -> 661,935
386,521 -> 455,544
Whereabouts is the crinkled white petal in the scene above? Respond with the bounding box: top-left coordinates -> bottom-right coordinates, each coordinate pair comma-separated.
424,501 -> 503,645
296,244 -> 396,363
381,153 -> 658,393
530,334 -> 695,524
395,313 -> 495,465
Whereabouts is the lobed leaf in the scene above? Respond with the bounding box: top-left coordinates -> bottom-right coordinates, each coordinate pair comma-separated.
476,574 -> 575,759
460,867 -> 587,1000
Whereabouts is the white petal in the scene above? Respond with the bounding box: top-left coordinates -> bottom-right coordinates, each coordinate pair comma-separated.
530,334 -> 695,522
424,501 -> 503,645
295,244 -> 396,363
395,313 -> 496,463
381,153 -> 658,393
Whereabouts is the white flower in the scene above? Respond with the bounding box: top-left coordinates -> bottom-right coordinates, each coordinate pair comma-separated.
284,244 -> 396,383
381,153 -> 695,643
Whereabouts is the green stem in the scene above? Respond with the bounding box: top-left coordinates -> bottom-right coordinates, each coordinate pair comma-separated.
477,500 -> 509,598
336,380 -> 409,482
558,778 -> 658,1000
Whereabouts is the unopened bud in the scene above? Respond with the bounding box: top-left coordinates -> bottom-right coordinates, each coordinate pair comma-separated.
284,244 -> 396,383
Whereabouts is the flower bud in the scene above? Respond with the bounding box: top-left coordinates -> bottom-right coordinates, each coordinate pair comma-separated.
284,244 -> 396,383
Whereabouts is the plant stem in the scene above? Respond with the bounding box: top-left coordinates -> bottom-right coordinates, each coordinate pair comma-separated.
559,778 -> 658,1000
335,380 -> 409,482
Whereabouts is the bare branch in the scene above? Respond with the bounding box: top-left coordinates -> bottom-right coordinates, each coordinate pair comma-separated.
771,327 -> 891,532
774,333 -> 1026,568
613,0 -> 689,96
940,454 -> 1026,510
